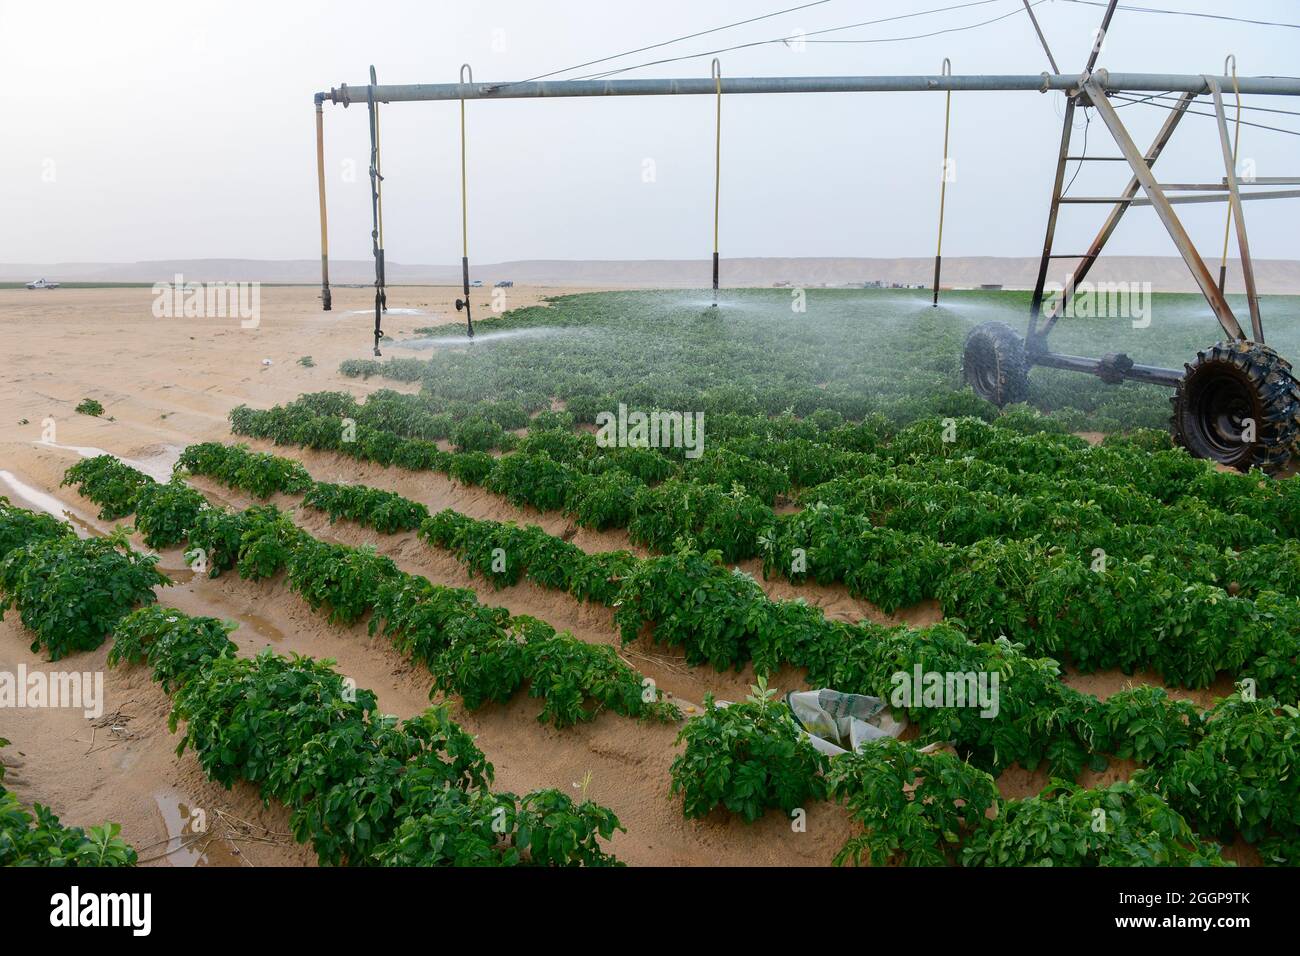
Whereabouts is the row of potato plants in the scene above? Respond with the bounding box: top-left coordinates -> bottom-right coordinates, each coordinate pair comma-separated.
885,417 -> 1300,533
414,512 -> 1300,861
226,406 -> 772,560
108,606 -> 623,866
763,503 -> 1300,699
277,388 -> 537,451
181,438 -> 1300,700
0,504 -> 140,866
668,681 -> 1228,866
227,399 -> 1298,577
62,458 -> 678,730
2,489 -> 626,867
179,436 -> 1300,855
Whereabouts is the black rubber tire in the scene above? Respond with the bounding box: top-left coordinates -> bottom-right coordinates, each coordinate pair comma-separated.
962,321 -> 1030,407
1171,340 -> 1300,474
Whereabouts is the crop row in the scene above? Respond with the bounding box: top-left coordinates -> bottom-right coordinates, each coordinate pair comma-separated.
0,494 -> 625,866
228,399 -> 1299,567
145,446 -> 1261,783
177,439 -> 1300,699
108,607 -> 623,865
61,455 -> 678,730
669,681 -> 1250,866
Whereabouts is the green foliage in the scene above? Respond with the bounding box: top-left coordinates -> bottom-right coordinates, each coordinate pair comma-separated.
1136,695 -> 1300,863
617,548 -> 770,671
134,480 -> 207,549
371,786 -> 624,867
828,738 -> 998,866
62,455 -> 156,520
177,442 -> 313,498
485,452 -> 578,512
670,680 -> 829,822
304,482 -> 429,533
286,538 -> 399,625
0,531 -> 168,660
154,609 -> 621,867
74,398 -> 104,416
0,498 -> 76,559
960,781 -> 1226,867
108,605 -> 238,692
186,504 -> 299,580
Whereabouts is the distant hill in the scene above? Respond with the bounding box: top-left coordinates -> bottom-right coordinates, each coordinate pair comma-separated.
4,257 -> 1299,293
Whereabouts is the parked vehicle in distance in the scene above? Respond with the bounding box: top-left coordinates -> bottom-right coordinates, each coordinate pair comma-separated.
25,278 -> 61,289
494,280 -> 514,288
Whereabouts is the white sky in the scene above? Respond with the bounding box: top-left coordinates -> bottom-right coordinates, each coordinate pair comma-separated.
3,0 -> 1298,263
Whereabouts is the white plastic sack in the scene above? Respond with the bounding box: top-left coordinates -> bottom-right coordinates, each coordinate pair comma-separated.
785,688 -> 907,757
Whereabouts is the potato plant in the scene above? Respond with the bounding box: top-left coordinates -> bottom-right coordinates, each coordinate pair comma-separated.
828,738 -> 998,866
133,479 -> 207,549
670,680 -> 829,823
0,529 -> 168,660
62,454 -> 156,519
960,781 -> 1226,867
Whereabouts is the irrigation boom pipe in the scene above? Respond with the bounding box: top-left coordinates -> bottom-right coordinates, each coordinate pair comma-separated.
318,72 -> 1300,104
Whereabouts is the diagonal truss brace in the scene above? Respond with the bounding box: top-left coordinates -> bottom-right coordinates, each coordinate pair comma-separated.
1029,91 -> 1196,347
1083,75 -> 1247,343
1207,77 -> 1264,342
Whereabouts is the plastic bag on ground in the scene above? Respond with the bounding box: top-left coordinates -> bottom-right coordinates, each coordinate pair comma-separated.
785,688 -> 907,757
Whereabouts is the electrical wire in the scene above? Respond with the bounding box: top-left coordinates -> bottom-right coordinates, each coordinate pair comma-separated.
569,0 -> 1030,81
1062,107 -> 1091,196
1110,93 -> 1300,137
500,0 -> 837,87
1061,0 -> 1300,30
1119,90 -> 1300,119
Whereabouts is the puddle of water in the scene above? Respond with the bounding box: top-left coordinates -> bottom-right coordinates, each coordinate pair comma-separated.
33,441 -> 181,482
160,564 -> 198,584
152,791 -> 241,867
0,469 -> 105,537
235,610 -> 285,645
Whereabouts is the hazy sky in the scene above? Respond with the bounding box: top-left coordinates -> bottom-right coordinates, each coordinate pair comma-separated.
4,0 -> 1298,264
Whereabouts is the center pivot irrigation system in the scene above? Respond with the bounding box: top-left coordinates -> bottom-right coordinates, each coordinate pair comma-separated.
311,0 -> 1300,473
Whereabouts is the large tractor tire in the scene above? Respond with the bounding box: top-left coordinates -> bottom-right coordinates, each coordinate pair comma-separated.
1172,340 -> 1300,474
963,321 -> 1030,407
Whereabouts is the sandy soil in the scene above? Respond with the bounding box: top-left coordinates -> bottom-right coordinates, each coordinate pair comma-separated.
0,285 -> 1255,867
